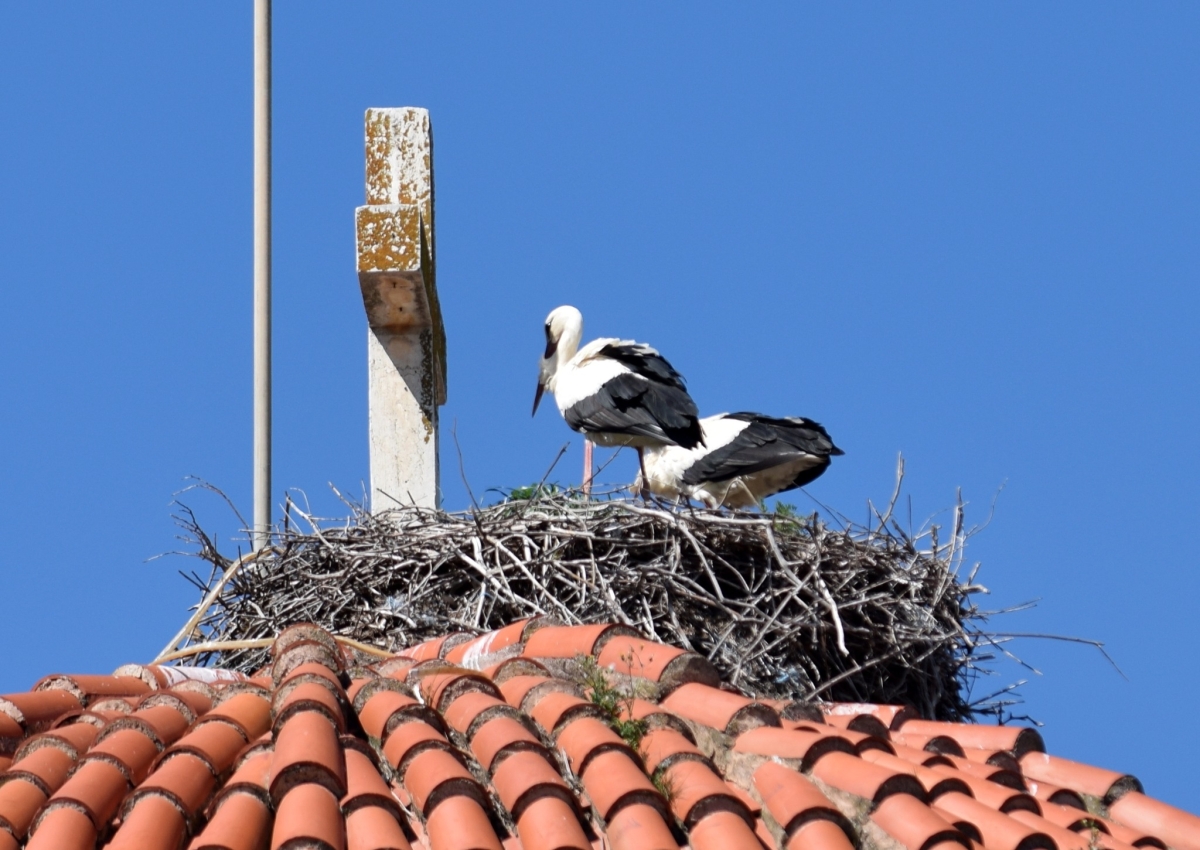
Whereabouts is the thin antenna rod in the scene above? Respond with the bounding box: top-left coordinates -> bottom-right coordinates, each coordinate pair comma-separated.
253,0 -> 271,549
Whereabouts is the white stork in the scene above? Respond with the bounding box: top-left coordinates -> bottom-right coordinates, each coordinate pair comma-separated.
532,305 -> 704,488
636,412 -> 843,509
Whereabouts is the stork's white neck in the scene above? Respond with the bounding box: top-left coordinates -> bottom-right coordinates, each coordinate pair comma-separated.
543,311 -> 584,395
556,314 -> 583,365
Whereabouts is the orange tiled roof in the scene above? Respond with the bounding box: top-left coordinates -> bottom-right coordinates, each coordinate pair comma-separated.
0,620 -> 1197,850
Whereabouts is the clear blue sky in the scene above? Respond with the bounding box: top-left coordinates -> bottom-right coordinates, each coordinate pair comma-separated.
1,3 -> 1197,811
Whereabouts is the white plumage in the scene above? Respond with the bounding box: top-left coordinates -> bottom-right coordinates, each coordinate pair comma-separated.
637,411 -> 843,508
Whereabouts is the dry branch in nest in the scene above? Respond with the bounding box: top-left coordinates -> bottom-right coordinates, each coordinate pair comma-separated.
165,486 -> 1012,721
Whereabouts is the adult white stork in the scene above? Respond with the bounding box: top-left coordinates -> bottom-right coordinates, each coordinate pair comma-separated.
636,412 -> 843,509
532,305 -> 704,488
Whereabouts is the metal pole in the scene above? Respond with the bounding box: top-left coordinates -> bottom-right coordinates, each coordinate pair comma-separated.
253,0 -> 271,549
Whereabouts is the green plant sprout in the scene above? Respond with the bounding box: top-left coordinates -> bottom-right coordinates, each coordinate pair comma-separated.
577,654 -> 650,752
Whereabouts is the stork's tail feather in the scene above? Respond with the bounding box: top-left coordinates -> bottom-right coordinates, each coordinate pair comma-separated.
671,416 -> 705,450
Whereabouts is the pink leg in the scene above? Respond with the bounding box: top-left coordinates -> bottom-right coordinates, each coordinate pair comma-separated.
582,439 -> 594,497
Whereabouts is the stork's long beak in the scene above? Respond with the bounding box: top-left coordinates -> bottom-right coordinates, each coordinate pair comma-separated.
532,381 -> 546,416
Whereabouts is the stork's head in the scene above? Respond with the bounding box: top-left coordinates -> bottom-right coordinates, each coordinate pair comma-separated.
533,305 -> 584,416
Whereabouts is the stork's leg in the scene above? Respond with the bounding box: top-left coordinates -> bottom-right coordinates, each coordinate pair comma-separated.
582,439 -> 594,497
636,448 -> 651,501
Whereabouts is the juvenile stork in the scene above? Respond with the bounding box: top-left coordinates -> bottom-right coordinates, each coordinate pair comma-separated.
532,305 -> 704,489
636,412 -> 843,509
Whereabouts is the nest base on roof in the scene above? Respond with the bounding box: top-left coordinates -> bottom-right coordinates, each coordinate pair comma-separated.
172,491 -> 1001,721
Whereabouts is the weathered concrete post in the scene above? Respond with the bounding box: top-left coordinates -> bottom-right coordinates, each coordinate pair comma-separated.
355,108 -> 447,510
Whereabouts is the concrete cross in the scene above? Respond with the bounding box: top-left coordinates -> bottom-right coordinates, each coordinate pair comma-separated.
355,108 -> 447,511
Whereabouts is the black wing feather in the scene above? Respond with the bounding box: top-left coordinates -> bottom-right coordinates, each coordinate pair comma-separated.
682,412 -> 842,485
564,371 -> 703,448
596,342 -> 689,390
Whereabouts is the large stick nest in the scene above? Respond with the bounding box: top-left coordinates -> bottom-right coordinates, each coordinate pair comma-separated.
172,489 -> 1008,721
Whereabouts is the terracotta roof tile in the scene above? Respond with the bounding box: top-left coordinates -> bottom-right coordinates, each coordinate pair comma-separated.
556,715 -> 629,773
1019,750 -> 1142,802
817,722 -> 893,756
165,718 -> 248,774
924,763 -> 1038,812
529,691 -> 602,735
480,656 -> 549,683
128,750 -> 216,820
639,726 -> 706,774
191,789 -> 272,850
687,808 -> 763,850
1023,775 -> 1088,810
734,726 -> 855,769
786,817 -> 855,850
102,702 -> 192,749
441,690 -> 510,736
141,689 -> 214,723
469,715 -> 544,773
106,792 -> 187,850
1084,834 -> 1142,850
897,719 -> 1045,758
752,760 -> 845,837
272,641 -> 345,684
270,710 -> 347,803
521,623 -> 637,659
342,745 -> 400,815
512,793 -> 591,850
892,729 -> 966,757
941,752 -> 1025,789
1033,799 -> 1104,833
24,804 -> 95,850
402,747 -> 478,816
16,721 -> 98,761
578,747 -> 664,821
1108,791 -> 1200,850
34,674 -> 151,706
274,681 -> 347,733
40,756 -> 129,828
1008,808 -> 1105,850
661,758 -> 745,826
496,674 -> 557,709
271,781 -> 346,850
660,682 -> 779,735
818,711 -> 892,740
0,691 -> 82,733
0,620 -> 1191,850
810,750 -> 925,805
217,749 -> 273,805
596,634 -> 720,691
357,690 -> 421,743
602,800 -> 677,850
1084,810 -> 1168,849
3,745 -> 74,793
199,691 -> 272,741
489,749 -> 569,812
822,702 -> 913,727
932,791 -> 1054,850
443,619 -> 533,668
0,776 -> 47,839
871,792 -> 970,850
424,792 -> 503,850
400,634 -> 452,662
858,747 -> 971,800
344,804 -> 412,850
